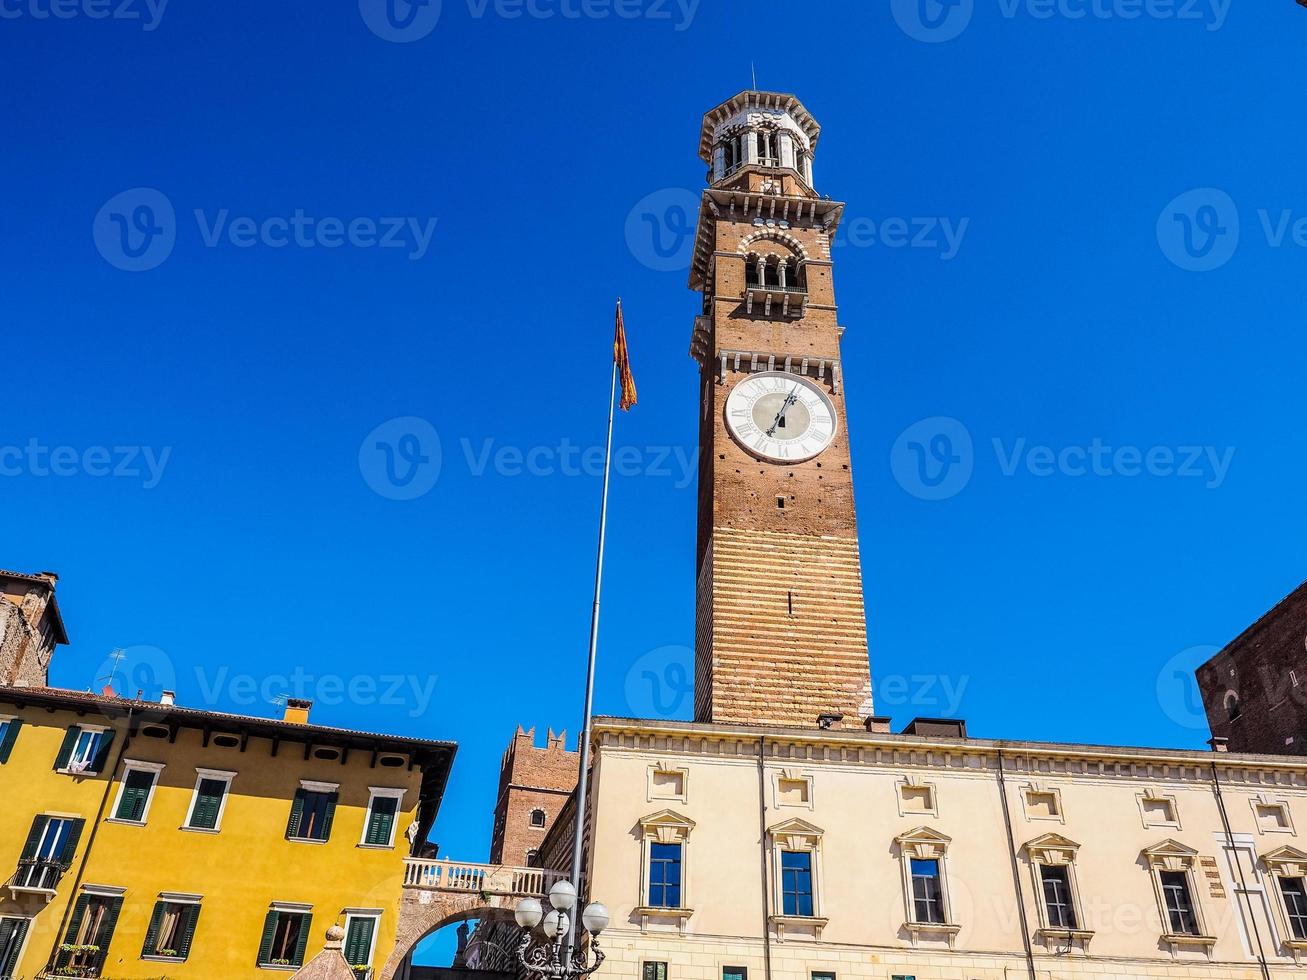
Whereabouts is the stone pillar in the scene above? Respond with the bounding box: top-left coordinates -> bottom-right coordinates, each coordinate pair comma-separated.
713,144 -> 726,182
779,131 -> 796,171
803,154 -> 814,187
744,131 -> 759,166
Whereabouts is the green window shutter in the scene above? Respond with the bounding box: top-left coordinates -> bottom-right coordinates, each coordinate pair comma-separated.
141,901 -> 165,957
256,910 -> 279,966
191,779 -> 225,830
286,788 -> 307,839
0,718 -> 23,764
366,797 -> 398,846
20,815 -> 48,860
0,917 -> 30,976
344,917 -> 375,966
53,726 -> 79,771
117,769 -> 154,821
91,896 -> 123,971
177,903 -> 201,960
91,729 -> 116,773
63,894 -> 90,944
319,793 -> 339,842
59,819 -> 85,866
292,912 -> 313,967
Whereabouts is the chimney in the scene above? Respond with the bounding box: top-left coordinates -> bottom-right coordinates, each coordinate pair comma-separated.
160,690 -> 176,706
864,716 -> 893,734
1208,736 -> 1230,753
283,698 -> 312,725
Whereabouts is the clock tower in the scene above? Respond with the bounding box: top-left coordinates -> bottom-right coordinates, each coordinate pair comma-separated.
689,91 -> 874,730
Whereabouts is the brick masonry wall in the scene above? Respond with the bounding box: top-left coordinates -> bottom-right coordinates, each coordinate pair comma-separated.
1197,581 -> 1307,755
0,590 -> 53,687
489,727 -> 579,866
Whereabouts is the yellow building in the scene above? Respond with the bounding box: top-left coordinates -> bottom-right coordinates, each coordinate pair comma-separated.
0,571 -> 455,980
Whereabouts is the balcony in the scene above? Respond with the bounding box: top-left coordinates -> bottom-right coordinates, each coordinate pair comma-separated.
403,858 -> 567,899
9,858 -> 66,900
43,944 -> 102,978
745,283 -> 808,318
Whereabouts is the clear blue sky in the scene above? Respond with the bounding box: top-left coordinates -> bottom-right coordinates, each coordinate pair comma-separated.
4,0 -> 1306,962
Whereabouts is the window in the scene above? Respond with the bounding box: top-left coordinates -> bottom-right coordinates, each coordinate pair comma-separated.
811,973 -> 834,980
361,788 -> 404,848
1040,866 -> 1077,928
56,892 -> 123,976
185,770 -> 235,831
343,912 -> 380,971
1226,691 -> 1242,721
1281,878 -> 1307,940
54,724 -> 114,775
529,808 -> 547,828
142,899 -> 201,960
112,762 -> 164,824
287,783 -> 339,842
14,815 -> 82,891
0,717 -> 22,765
258,907 -> 312,968
525,849 -> 541,868
781,851 -> 813,916
648,843 -> 682,908
723,968 -> 746,980
910,859 -> 945,924
1160,870 -> 1199,935
642,962 -> 667,980
0,917 -> 30,980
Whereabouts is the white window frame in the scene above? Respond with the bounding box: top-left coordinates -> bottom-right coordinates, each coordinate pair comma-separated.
262,903 -> 313,970
59,724 -> 110,775
183,769 -> 236,833
1023,834 -> 1092,948
635,809 -> 696,934
894,826 -> 960,947
108,760 -> 166,825
342,909 -> 382,970
896,777 -> 939,819
767,818 -> 827,940
772,770 -> 813,810
646,764 -> 689,804
359,787 -> 406,848
1019,784 -> 1065,824
1141,839 -> 1216,953
1263,846 -> 1307,955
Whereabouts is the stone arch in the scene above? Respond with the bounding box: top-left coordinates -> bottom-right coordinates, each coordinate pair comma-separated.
381,892 -> 517,980
738,229 -> 810,260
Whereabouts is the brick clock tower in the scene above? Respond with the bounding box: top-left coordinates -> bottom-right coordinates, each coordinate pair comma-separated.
689,91 -> 874,731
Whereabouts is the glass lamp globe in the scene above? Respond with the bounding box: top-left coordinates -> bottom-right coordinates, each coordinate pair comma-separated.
549,878 -> 578,911
581,901 -> 609,935
542,909 -> 570,938
515,897 -> 543,929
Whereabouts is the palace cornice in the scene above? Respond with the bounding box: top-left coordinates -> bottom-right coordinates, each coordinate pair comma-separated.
591,716 -> 1307,788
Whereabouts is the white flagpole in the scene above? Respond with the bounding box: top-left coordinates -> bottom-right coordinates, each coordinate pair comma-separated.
565,323 -> 621,960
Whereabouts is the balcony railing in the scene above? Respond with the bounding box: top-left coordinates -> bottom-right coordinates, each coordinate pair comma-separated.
745,283 -> 808,317
10,858 -> 66,897
403,859 -> 567,898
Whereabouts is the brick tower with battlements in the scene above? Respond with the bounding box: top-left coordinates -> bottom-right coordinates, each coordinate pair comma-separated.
689,91 -> 874,731
489,726 -> 579,867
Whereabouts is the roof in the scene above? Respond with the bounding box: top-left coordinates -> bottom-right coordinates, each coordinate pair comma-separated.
1196,577 -> 1307,672
0,568 -> 68,645
0,685 -> 456,768
699,90 -> 822,164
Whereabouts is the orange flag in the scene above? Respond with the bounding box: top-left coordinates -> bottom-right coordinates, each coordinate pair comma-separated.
614,300 -> 638,412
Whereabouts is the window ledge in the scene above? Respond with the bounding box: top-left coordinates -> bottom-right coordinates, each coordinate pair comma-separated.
105,818 -> 147,827
635,907 -> 694,937
8,885 -> 57,903
141,955 -> 186,963
768,914 -> 828,942
357,843 -> 395,851
1281,938 -> 1307,950
1034,927 -> 1095,946
1161,932 -> 1217,953
287,837 -> 329,845
257,964 -> 301,972
57,768 -> 102,778
902,921 -> 962,948
179,826 -> 221,835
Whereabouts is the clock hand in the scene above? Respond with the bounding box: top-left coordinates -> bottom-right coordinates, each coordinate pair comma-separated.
766,387 -> 801,437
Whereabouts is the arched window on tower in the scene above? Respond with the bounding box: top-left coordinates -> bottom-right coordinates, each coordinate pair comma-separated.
529,808 -> 546,828
758,130 -> 779,166
763,256 -> 781,288
1225,691 -> 1242,722
785,258 -> 806,291
745,254 -> 761,288
526,849 -> 541,868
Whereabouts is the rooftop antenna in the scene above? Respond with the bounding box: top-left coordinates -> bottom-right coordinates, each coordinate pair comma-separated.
751,62 -> 757,91
96,648 -> 127,693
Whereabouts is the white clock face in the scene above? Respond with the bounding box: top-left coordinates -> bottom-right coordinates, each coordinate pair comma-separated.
725,372 -> 838,463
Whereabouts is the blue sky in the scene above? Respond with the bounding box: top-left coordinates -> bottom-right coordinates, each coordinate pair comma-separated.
4,0 -> 1306,963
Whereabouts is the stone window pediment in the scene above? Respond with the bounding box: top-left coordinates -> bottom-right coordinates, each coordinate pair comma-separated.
895,826 -> 951,861
769,817 -> 823,851
639,809 -> 695,845
1263,845 -> 1307,878
1024,833 -> 1081,867
1143,839 -> 1200,872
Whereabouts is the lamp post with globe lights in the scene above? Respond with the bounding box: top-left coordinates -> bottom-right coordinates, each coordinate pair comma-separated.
514,879 -> 609,980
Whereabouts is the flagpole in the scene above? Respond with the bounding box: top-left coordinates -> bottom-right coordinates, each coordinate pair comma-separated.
565,319 -> 621,960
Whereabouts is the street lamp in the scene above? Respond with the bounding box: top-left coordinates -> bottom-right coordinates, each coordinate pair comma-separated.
514,880 -> 608,980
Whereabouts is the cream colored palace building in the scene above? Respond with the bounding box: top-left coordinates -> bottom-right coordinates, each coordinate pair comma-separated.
545,91 -> 1307,980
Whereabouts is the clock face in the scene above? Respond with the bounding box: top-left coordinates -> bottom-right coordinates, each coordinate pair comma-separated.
725,372 -> 838,463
